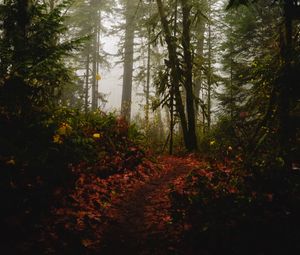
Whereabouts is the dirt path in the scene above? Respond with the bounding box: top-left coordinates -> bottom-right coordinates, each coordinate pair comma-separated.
98,156 -> 198,255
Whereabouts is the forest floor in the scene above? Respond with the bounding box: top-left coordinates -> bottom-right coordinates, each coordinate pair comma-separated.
98,155 -> 202,255
2,154 -> 300,254
10,155 -> 205,255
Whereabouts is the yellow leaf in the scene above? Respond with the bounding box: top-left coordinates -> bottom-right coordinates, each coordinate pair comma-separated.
96,74 -> 101,81
53,134 -> 63,144
210,140 -> 216,146
57,123 -> 72,135
93,133 -> 101,139
57,126 -> 66,135
6,159 -> 15,165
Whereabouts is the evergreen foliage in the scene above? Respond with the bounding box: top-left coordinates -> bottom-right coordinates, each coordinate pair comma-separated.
0,0 -> 82,113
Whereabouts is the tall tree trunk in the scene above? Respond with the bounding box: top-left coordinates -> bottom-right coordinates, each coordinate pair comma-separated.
96,11 -> 102,109
156,0 -> 190,150
169,0 -> 178,155
121,0 -> 136,121
207,1 -> 212,131
145,26 -> 151,124
85,50 -> 90,113
181,0 -> 197,150
156,106 -> 164,141
194,1 -> 207,126
91,2 -> 99,110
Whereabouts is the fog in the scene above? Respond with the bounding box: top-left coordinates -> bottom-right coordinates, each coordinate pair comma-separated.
98,34 -> 146,118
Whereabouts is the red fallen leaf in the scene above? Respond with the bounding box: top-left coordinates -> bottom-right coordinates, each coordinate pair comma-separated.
184,223 -> 192,231
53,188 -> 62,196
266,193 -> 273,202
46,155 -> 213,253
236,155 -> 243,162
128,147 -> 138,151
239,111 -> 249,118
228,187 -> 238,193
81,239 -> 93,248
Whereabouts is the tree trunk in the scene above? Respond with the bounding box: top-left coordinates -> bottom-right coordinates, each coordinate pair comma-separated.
85,51 -> 90,113
169,0 -> 178,155
194,1 -> 206,124
145,26 -> 151,124
91,2 -> 99,111
121,0 -> 136,122
156,0 -> 190,150
207,1 -> 212,131
181,0 -> 197,150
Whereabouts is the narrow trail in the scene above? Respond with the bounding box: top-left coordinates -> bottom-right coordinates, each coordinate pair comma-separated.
98,156 -> 200,255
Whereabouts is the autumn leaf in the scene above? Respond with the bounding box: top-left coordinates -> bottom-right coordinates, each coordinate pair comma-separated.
81,239 -> 93,248
96,74 -> 101,81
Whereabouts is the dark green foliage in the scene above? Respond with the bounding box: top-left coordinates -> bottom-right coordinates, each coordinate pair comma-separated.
0,0 -> 83,112
226,0 -> 256,9
0,0 -> 84,190
0,106 -> 144,210
0,1 -> 84,245
170,164 -> 300,254
215,0 -> 300,170
0,0 -> 82,188
0,105 -> 145,253
165,2 -> 300,253
0,0 -> 146,234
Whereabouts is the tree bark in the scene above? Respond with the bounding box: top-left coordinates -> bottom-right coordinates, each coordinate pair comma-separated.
156,0 -> 190,150
121,0 -> 136,122
207,9 -> 212,131
194,15 -> 206,120
145,26 -> 151,124
85,51 -> 90,113
181,0 -> 197,150
91,1 -> 99,110
169,0 -> 178,155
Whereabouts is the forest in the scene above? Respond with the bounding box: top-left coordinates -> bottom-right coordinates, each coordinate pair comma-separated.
0,0 -> 299,254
